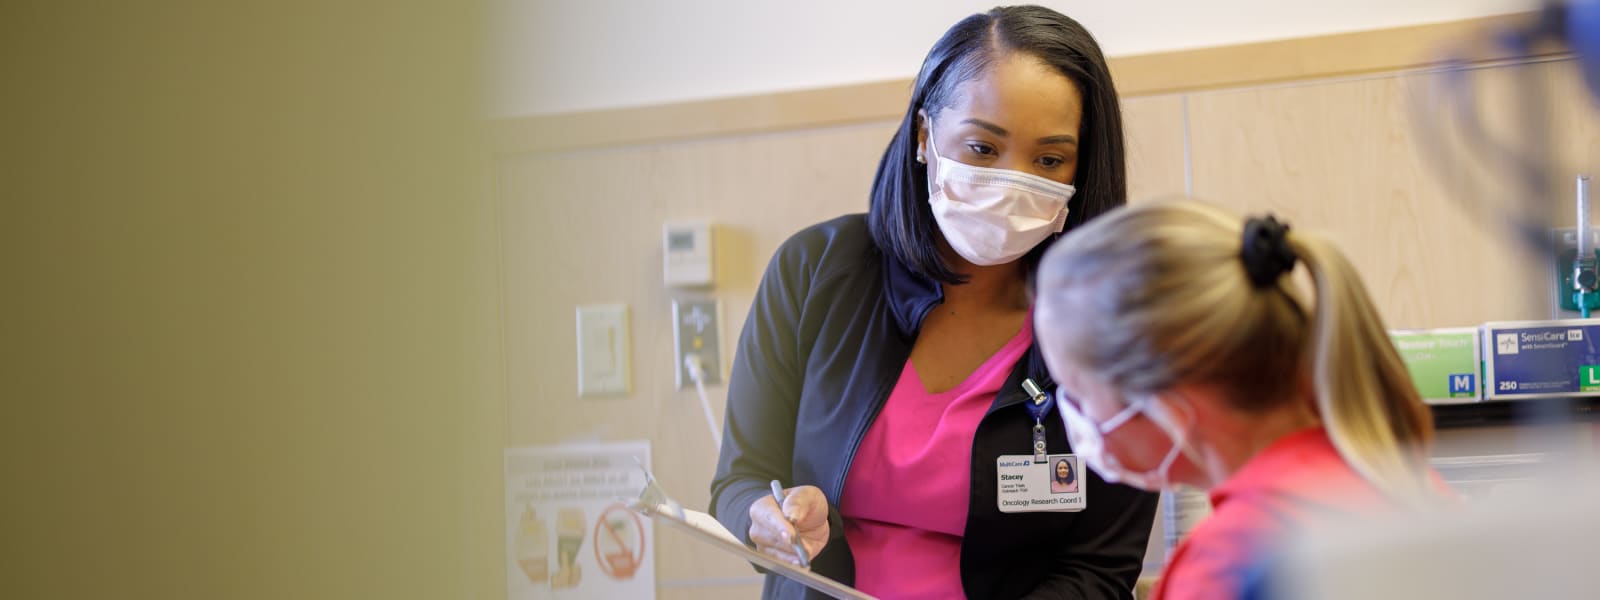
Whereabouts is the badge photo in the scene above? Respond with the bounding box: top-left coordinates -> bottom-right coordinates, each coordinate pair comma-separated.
1048,455 -> 1080,495
996,454 -> 1086,513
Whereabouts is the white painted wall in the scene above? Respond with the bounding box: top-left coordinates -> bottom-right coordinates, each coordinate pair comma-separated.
491,0 -> 1533,117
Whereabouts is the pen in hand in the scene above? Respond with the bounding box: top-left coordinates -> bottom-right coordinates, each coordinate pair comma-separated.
769,480 -> 812,569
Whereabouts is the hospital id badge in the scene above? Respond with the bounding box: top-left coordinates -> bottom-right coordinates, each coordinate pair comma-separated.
996,454 -> 1086,513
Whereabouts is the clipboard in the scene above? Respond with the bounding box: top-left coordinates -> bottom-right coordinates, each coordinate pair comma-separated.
627,464 -> 877,600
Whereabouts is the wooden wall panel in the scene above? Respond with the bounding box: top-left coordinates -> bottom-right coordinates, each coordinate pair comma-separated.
1185,67 -> 1553,329
496,15 -> 1536,154
1123,94 -> 1190,202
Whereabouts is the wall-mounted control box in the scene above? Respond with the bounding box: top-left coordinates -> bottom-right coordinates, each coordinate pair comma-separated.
664,220 -> 713,288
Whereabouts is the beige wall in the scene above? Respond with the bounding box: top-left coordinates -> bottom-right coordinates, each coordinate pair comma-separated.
3,2 -> 504,599
500,121 -> 898,589
496,19 -> 1598,598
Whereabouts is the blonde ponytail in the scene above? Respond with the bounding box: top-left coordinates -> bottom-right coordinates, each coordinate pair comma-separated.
1035,199 -> 1439,507
1288,234 -> 1437,507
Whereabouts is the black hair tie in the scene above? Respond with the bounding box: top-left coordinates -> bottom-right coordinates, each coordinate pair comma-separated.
1240,215 -> 1297,288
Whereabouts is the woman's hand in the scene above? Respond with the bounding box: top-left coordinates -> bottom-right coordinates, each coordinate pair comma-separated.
747,485 -> 830,567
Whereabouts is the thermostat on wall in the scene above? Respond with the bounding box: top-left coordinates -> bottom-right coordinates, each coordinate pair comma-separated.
663,220 -> 714,287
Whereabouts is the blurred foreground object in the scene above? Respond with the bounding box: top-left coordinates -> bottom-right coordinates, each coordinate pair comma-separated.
1269,475 -> 1600,599
1412,1 -> 1600,257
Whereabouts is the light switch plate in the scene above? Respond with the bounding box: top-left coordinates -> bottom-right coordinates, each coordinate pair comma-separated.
672,298 -> 722,389
576,304 -> 630,396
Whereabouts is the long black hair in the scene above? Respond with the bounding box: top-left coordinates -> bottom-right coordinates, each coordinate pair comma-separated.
867,5 -> 1126,284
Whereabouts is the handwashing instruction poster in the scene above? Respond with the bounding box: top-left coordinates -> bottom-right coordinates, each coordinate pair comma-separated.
505,441 -> 654,600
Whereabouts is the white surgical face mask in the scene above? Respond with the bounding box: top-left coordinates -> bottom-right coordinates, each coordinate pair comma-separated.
925,122 -> 1076,266
1054,388 -> 1190,491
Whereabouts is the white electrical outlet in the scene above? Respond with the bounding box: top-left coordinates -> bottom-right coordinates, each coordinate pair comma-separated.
672,298 -> 722,389
576,304 -> 630,396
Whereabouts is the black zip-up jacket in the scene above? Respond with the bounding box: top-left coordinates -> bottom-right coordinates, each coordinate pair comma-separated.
710,214 -> 1159,599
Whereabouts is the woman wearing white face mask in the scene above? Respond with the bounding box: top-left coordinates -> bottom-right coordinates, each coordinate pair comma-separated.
1034,200 -> 1453,600
710,5 -> 1158,600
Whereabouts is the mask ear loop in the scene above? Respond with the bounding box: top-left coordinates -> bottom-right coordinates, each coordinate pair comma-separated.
923,119 -> 947,201
925,120 -> 944,169
1097,397 -> 1145,432
1140,393 -> 1205,476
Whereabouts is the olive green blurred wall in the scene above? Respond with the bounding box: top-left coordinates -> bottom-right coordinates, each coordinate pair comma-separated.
1,2 -> 504,598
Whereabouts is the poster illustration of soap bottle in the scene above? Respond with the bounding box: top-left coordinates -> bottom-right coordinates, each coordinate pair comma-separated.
505,441 -> 654,599
514,504 -> 550,585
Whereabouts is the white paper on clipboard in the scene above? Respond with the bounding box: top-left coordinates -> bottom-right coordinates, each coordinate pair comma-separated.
627,466 -> 877,600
